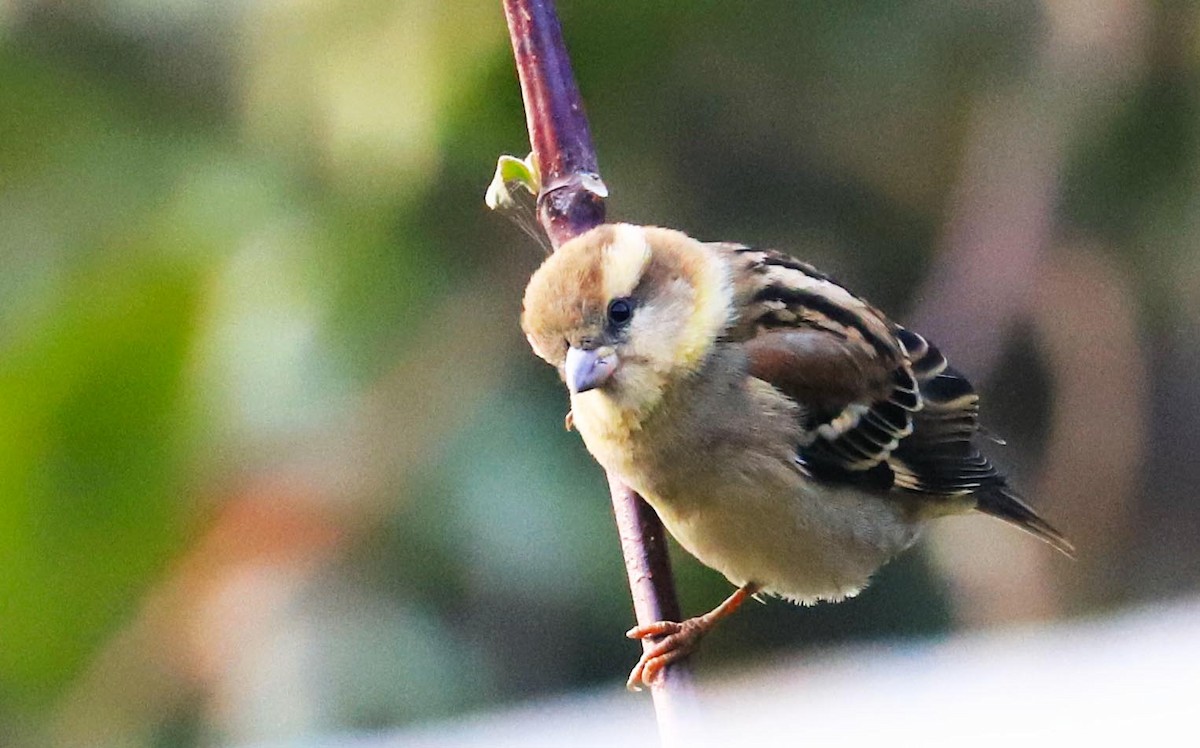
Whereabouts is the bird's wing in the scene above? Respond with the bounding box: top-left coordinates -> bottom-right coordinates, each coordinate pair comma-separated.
723,245 -> 1073,555
727,247 -> 920,484
887,329 -> 1074,555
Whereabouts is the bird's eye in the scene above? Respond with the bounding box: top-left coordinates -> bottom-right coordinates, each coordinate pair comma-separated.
607,298 -> 633,326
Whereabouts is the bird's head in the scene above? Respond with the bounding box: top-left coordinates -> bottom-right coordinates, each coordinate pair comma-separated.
521,224 -> 734,416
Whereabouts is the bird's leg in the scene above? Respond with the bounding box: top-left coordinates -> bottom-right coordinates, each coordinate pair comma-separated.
625,582 -> 760,690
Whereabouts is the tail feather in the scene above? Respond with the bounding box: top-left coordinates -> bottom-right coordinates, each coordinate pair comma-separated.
975,486 -> 1076,558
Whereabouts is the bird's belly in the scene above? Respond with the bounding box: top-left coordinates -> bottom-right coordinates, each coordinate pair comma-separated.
570,382 -> 922,604
642,468 -> 923,604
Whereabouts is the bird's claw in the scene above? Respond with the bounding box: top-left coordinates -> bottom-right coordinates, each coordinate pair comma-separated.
624,618 -> 709,691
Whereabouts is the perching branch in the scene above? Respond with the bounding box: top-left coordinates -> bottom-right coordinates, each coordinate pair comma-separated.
502,0 -> 606,249
496,0 -> 699,737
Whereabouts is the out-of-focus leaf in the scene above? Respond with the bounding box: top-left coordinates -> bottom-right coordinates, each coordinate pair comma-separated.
0,257 -> 202,706
485,153 -> 540,211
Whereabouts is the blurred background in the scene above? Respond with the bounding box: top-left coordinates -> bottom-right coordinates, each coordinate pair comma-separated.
1,0 -> 1198,745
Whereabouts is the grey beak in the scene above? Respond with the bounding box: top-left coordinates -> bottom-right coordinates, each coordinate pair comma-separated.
565,346 -> 617,394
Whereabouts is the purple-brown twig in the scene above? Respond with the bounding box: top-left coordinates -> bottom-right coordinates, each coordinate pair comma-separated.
499,0 -> 700,737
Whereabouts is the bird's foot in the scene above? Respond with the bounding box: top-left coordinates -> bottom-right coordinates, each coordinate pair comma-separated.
623,583 -> 759,691
625,617 -> 711,690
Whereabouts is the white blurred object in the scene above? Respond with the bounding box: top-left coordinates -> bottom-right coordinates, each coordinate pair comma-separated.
276,595 -> 1199,747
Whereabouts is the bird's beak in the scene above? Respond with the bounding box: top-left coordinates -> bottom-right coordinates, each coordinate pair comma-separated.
565,345 -> 618,394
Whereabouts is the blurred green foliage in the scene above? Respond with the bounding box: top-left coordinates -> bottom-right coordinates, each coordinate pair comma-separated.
0,43 -> 206,705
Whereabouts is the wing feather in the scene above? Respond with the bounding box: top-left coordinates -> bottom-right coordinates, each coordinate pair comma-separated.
725,246 -> 1072,555
732,248 -> 916,481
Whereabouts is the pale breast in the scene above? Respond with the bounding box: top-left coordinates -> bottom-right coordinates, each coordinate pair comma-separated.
572,355 -> 923,604
644,462 -> 922,604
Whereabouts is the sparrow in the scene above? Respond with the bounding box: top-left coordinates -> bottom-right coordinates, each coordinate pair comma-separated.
520,223 -> 1073,689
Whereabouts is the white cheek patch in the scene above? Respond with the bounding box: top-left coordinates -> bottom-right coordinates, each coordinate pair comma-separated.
674,245 -> 734,368
602,224 -> 651,300
627,297 -> 683,365
621,243 -> 734,376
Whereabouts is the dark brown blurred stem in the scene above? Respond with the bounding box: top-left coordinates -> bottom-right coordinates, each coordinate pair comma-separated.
500,0 -> 699,733
503,0 -> 606,249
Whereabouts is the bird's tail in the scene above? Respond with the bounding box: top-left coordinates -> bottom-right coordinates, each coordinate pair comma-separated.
975,486 -> 1076,558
